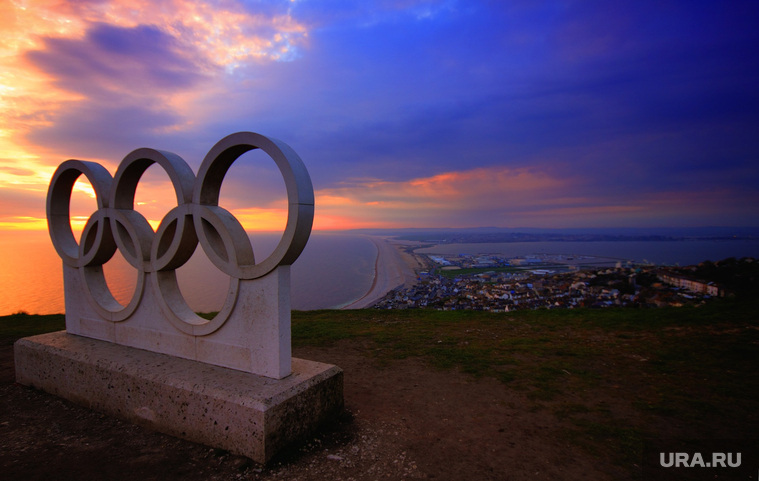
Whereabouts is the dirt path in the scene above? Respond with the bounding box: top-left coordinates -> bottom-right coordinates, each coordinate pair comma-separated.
1,336 -> 632,481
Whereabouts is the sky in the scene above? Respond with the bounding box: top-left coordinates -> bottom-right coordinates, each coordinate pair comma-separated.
1,0 -> 758,234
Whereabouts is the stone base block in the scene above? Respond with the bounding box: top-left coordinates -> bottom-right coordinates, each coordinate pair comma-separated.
14,331 -> 343,464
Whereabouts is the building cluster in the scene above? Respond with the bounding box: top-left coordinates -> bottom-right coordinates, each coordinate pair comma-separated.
374,254 -> 728,311
657,271 -> 721,297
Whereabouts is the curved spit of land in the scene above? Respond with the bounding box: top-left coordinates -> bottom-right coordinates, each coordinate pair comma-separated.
341,236 -> 421,309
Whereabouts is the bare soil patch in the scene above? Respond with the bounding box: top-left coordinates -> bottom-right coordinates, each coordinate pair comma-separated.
2,304 -> 757,480
2,338 -> 626,480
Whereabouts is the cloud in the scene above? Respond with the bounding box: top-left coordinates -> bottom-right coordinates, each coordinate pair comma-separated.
316,166 -> 572,227
0,215 -> 48,231
0,166 -> 36,177
0,186 -> 49,230
25,102 -> 190,163
315,164 -> 759,229
17,20 -> 215,158
0,157 -> 56,195
1,0 -> 311,165
26,23 -> 208,100
7,0 -> 308,67
1,0 -> 758,233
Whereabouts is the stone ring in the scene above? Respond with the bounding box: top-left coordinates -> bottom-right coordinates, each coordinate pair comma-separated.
46,132 -> 314,334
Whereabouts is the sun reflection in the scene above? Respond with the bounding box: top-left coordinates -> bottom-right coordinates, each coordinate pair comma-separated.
232,207 -> 288,233
0,216 -> 48,231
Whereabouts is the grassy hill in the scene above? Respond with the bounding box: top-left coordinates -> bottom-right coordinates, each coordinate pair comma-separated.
291,300 -> 759,465
2,299 -> 757,479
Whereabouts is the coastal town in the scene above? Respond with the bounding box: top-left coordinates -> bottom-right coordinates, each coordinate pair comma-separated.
373,250 -> 756,311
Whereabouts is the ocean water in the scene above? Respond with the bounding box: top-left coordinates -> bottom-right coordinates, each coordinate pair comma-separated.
0,232 -> 376,316
415,240 -> 759,266
150,232 -> 377,312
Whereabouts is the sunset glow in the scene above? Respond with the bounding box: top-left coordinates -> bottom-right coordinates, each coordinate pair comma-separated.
0,0 -> 757,236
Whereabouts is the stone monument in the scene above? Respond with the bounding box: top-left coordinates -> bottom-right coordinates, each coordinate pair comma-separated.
14,132 -> 344,463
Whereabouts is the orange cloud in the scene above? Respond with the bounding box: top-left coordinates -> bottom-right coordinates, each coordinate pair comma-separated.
312,166 -> 572,228
231,206 -> 288,233
0,215 -> 48,231
7,157 -> 754,235
0,0 -> 309,227
311,165 -> 759,229
2,0 -> 307,67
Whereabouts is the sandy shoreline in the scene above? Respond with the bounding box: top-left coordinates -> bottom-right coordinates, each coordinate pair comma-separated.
342,236 -> 421,309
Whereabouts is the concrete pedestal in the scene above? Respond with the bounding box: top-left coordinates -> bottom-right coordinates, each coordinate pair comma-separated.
14,331 -> 343,464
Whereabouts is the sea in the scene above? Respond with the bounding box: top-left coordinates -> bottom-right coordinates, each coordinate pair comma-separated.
414,239 -> 759,266
1,232 -> 757,316
0,232 -> 376,316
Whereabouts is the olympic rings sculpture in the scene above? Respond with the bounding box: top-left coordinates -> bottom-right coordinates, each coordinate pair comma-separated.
47,132 -> 314,336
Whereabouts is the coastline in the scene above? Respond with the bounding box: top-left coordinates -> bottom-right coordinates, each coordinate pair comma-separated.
341,236 -> 421,309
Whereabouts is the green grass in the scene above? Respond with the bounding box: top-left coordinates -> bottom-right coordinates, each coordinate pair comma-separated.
435,264 -> 574,278
437,266 -> 525,278
0,312 -> 64,345
291,299 -> 759,472
4,298 -> 757,476
289,301 -> 759,387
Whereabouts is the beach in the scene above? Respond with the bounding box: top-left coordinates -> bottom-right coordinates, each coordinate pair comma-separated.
342,236 -> 422,309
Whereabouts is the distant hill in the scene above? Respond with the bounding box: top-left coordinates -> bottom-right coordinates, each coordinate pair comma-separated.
347,226 -> 759,243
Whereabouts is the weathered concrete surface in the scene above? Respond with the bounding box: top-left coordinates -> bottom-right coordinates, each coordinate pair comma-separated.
46,133 -> 316,379
14,331 -> 343,464
63,265 -> 294,379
